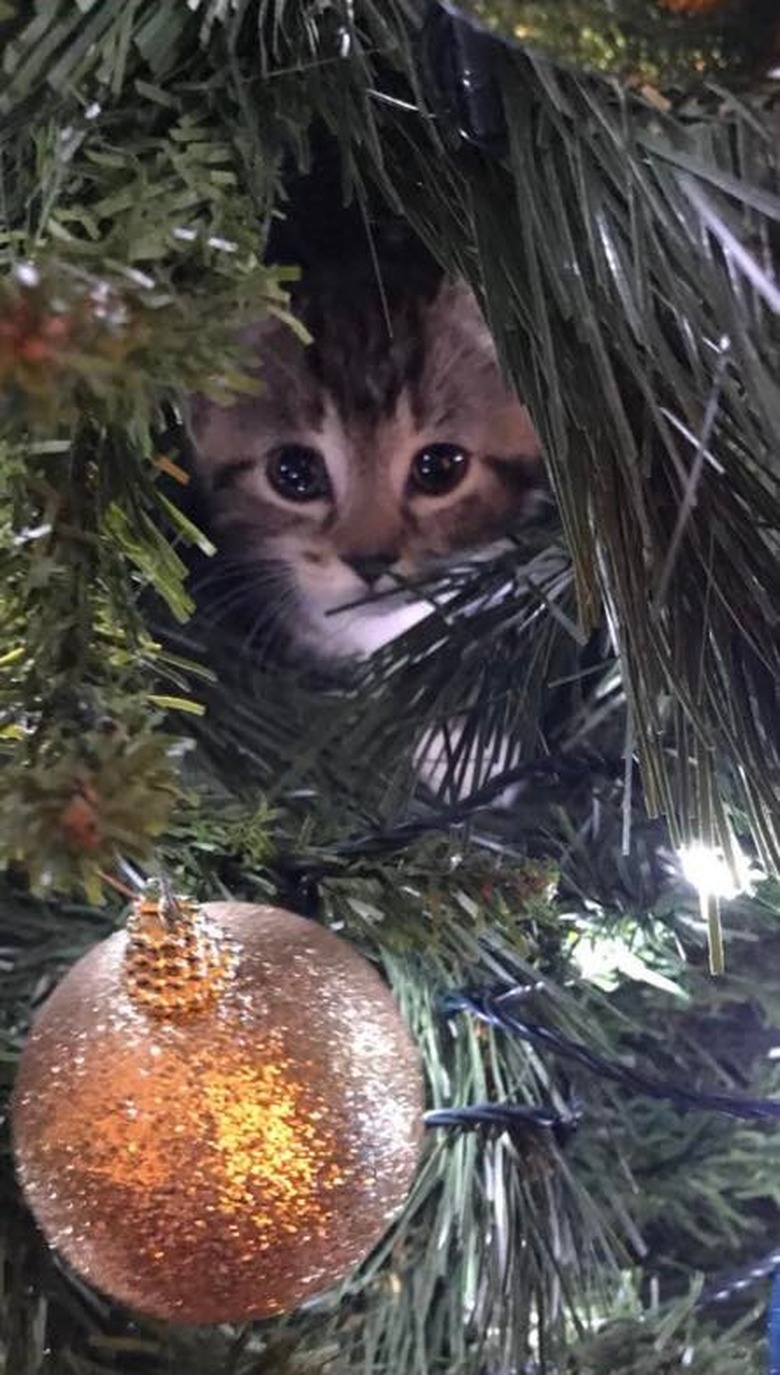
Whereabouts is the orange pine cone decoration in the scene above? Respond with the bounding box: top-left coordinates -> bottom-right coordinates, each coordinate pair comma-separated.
0,304 -> 73,370
57,785 -> 103,852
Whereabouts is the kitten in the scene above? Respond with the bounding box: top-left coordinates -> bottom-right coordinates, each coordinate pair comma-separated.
186,258 -> 543,667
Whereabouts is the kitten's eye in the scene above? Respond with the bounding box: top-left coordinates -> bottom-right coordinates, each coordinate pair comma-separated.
409,443 -> 470,496
266,445 -> 331,502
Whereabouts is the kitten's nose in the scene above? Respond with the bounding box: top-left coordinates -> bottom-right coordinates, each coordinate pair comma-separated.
341,552 -> 397,586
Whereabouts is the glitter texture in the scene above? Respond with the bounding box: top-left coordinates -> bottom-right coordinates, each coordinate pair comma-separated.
11,902 -> 424,1324
447,1 -> 774,84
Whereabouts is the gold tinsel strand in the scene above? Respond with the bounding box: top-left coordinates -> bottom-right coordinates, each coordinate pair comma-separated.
447,0 -> 779,84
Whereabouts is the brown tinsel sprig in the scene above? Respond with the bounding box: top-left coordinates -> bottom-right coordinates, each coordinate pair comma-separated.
0,450 -> 205,899
0,257 -> 295,430
0,706 -> 183,903
0,266 -> 134,400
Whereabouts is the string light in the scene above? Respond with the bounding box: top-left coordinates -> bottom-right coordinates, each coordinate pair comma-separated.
676,841 -> 760,976
677,841 -> 755,901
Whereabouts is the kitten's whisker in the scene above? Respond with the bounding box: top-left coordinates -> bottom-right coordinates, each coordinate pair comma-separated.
189,550 -> 259,577
197,575 -> 263,616
192,561 -> 291,635
240,585 -> 297,665
194,573 -> 252,606
203,590 -> 255,626
239,614 -> 267,661
191,558 -> 285,597
246,617 -> 286,667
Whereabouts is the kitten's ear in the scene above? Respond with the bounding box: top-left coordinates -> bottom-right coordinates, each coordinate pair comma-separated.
426,277 -> 496,355
212,315 -> 290,384
236,312 -> 289,354
180,390 -> 209,439
186,309 -> 311,436
420,276 -> 514,403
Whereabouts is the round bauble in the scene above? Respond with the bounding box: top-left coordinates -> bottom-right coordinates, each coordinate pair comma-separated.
12,899 -> 424,1325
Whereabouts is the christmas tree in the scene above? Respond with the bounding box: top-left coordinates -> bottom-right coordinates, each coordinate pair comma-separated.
1,2 -> 779,1372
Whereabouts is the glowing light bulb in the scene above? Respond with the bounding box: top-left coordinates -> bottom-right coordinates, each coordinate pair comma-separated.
677,842 -> 754,900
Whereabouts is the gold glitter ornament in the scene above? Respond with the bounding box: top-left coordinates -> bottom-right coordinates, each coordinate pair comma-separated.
445,1 -> 780,86
11,899 -> 424,1325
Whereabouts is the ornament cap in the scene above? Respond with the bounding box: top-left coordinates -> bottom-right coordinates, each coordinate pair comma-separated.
124,890 -> 237,1019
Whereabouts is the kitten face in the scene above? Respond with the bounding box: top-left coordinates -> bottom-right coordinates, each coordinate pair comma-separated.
189,274 -> 542,662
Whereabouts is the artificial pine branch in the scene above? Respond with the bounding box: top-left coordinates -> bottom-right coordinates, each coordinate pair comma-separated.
0,56 -> 296,893
371,42 -> 780,868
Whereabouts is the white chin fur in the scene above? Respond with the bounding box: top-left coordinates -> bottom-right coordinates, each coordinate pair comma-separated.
299,592 -> 433,660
